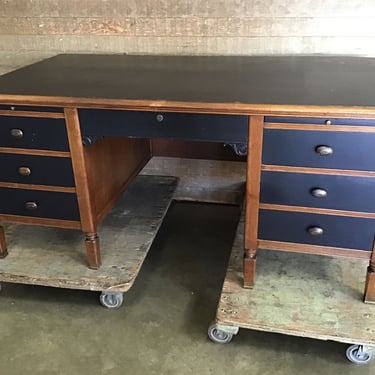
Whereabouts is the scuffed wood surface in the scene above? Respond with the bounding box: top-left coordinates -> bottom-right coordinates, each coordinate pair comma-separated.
217,214 -> 375,346
0,175 -> 177,292
141,157 -> 246,205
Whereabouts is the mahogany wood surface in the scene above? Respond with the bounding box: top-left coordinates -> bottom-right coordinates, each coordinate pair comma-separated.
0,110 -> 64,119
244,116 -> 263,288
257,240 -> 371,260
0,225 -> 8,258
0,214 -> 80,229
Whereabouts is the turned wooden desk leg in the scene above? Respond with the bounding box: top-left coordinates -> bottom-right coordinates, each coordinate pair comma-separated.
364,245 -> 375,303
244,250 -> 256,288
0,225 -> 8,258
243,115 -> 263,289
85,232 -> 101,269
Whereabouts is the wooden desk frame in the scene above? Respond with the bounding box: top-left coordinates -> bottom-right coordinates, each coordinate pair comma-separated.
0,54 -> 374,304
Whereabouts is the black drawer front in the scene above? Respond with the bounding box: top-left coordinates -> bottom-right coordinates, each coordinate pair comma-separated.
262,129 -> 375,171
0,154 -> 75,187
0,188 -> 80,221
258,210 -> 374,251
79,109 -> 248,143
0,116 -> 69,151
0,104 -> 63,113
265,116 -> 375,127
261,172 -> 375,213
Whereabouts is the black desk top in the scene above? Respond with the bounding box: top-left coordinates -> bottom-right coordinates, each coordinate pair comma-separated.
0,54 -> 375,111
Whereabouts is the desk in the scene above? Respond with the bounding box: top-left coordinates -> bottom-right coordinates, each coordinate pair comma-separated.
0,54 -> 374,303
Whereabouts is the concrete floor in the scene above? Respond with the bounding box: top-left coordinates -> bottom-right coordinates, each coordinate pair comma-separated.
0,202 -> 373,375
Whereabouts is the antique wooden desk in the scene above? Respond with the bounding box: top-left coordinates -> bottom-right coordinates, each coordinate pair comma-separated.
0,54 -> 374,303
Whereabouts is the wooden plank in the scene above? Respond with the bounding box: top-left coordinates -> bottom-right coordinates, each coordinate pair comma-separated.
258,240 -> 371,260
264,123 -> 375,133
262,165 -> 375,177
3,16 -> 375,37
1,0 -> 374,18
0,175 -> 177,292
259,203 -> 375,219
216,215 -> 375,346
141,157 -> 246,205
0,148 -> 70,157
244,116 -> 263,287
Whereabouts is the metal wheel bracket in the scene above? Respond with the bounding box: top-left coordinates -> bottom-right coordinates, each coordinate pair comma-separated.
214,323 -> 240,335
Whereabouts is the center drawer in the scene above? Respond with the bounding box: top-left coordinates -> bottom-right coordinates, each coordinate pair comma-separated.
78,109 -> 248,143
260,171 -> 375,213
0,153 -> 75,187
258,210 -> 375,251
262,129 -> 375,171
0,187 -> 80,221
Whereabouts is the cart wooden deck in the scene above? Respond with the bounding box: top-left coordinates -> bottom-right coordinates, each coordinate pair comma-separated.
215,214 -> 375,347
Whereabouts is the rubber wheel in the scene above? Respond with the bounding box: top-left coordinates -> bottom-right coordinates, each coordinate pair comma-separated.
208,323 -> 234,344
346,345 -> 373,365
99,292 -> 123,309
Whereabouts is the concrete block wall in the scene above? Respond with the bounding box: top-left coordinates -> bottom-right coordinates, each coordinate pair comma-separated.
1,0 -> 375,73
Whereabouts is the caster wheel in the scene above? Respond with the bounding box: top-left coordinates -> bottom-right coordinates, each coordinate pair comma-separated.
208,323 -> 233,344
346,345 -> 373,365
99,292 -> 123,309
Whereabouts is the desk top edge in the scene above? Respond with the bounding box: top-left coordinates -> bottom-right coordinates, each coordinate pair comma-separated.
1,54 -> 375,116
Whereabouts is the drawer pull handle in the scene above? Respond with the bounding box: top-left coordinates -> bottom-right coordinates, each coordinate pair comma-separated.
315,145 -> 333,156
18,166 -> 32,176
24,201 -> 38,210
325,120 -> 332,125
307,226 -> 324,236
156,114 -> 164,122
10,128 -> 24,139
310,188 -> 327,198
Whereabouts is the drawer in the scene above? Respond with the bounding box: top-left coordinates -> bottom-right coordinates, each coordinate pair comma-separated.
0,153 -> 75,187
260,171 -> 375,213
0,187 -> 80,221
0,116 -> 69,151
0,104 -> 63,113
78,109 -> 248,143
265,116 -> 375,127
258,210 -> 374,251
262,129 -> 375,171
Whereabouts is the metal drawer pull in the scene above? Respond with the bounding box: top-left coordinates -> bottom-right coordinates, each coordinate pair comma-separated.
307,226 -> 324,236
315,145 -> 333,156
310,188 -> 327,198
10,128 -> 24,139
324,119 -> 332,125
24,201 -> 38,210
18,166 -> 32,176
156,114 -> 164,122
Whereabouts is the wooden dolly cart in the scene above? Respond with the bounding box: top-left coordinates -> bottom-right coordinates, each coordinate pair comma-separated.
209,214 -> 375,365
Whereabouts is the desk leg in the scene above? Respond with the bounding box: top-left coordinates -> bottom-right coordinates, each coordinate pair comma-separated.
85,232 -> 101,269
243,252 -> 256,288
0,225 -> 8,258
243,115 -> 263,289
364,245 -> 375,303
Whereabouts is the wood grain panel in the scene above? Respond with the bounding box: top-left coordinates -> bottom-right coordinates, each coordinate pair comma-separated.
151,139 -> 246,161
262,165 -> 375,177
264,123 -> 375,133
0,214 -> 80,229
0,110 -> 64,118
83,136 -> 151,224
259,204 -> 375,219
0,182 -> 75,193
1,0 -> 375,18
258,240 -> 371,259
